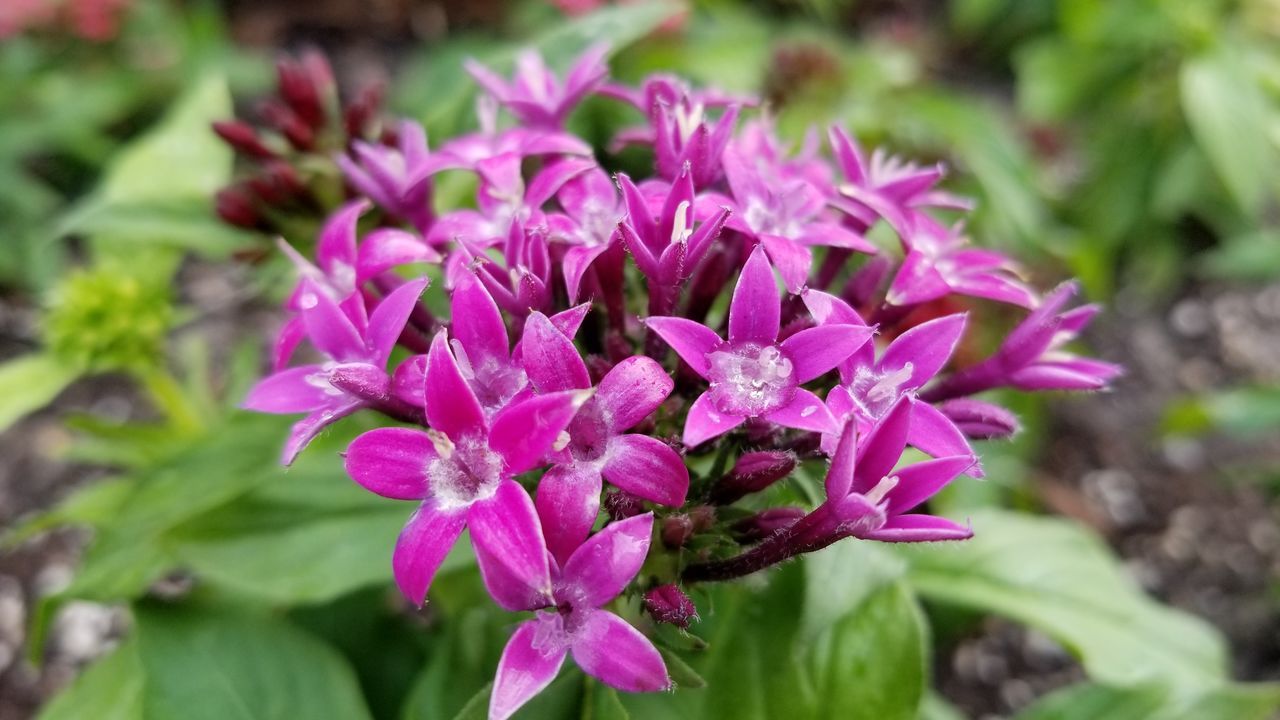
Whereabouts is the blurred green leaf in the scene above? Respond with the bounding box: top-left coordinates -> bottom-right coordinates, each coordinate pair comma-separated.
1181,44 -> 1278,216
2,478 -> 132,549
1201,230 -> 1280,281
0,353 -> 80,433
135,604 -> 373,720
900,510 -> 1228,692
1014,681 -> 1280,720
1165,386 -> 1280,437
37,638 -> 143,720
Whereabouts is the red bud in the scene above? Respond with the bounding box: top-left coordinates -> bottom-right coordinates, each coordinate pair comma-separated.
644,585 -> 698,629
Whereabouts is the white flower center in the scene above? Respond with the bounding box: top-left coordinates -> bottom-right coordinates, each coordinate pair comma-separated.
707,343 -> 797,416
427,434 -> 504,510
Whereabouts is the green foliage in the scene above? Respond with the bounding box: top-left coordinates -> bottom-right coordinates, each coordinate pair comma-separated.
44,266 -> 175,373
1014,681 -> 1280,720
0,354 -> 80,434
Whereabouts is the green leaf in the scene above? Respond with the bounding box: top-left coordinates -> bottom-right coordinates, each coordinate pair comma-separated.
622,542 -> 925,720
899,510 -> 1228,692
1181,44 -> 1278,216
0,353 -> 80,433
2,478 -> 132,548
37,639 -> 143,720
1202,230 -> 1280,281
1015,681 -> 1280,720
134,604 -> 373,720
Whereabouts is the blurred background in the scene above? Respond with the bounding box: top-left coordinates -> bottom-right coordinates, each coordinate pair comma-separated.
1,0 -> 1279,718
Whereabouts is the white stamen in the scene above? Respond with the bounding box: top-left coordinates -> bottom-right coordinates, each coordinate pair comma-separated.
670,201 -> 693,245
427,429 -> 455,460
865,475 -> 899,505
868,362 -> 914,403
553,431 -> 571,452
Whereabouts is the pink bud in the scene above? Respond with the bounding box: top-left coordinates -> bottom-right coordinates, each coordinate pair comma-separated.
711,450 -> 797,504
604,490 -> 644,521
644,585 -> 698,629
732,507 -> 806,543
215,186 -> 261,229
212,121 -> 277,159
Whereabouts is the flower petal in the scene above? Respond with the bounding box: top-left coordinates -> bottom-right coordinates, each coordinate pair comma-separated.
536,464 -> 603,566
520,311 -> 591,393
280,400 -> 362,466
643,317 -> 720,379
392,500 -> 467,606
316,199 -> 364,271
908,399 -> 980,477
562,513 -> 654,608
852,396 -> 911,494
595,356 -> 674,432
863,514 -> 972,543
489,390 -> 592,475
602,435 -> 689,507
424,331 -> 487,438
885,455 -> 975,515
763,389 -> 837,434
489,619 -> 569,720
682,392 -> 746,448
760,234 -> 812,293
728,245 -> 781,344
299,279 -> 367,361
451,269 -> 511,365
344,427 -> 435,500
571,610 -> 670,692
780,324 -> 875,384
243,365 -> 332,414
880,313 -> 967,390
366,277 -> 429,365
357,228 -> 440,284
469,479 -> 555,611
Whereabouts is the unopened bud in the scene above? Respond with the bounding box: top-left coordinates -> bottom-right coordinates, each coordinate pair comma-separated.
212,121 -> 277,159
710,450 -> 797,504
604,490 -> 644,521
215,186 -> 261,229
644,585 -> 698,629
939,398 -> 1020,440
260,101 -> 315,152
732,507 -> 806,543
277,55 -> 325,128
327,363 -> 391,403
661,515 -> 695,549
344,82 -> 385,140
688,505 -> 716,532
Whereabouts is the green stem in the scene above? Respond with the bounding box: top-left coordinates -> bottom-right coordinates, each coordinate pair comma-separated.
137,367 -> 204,435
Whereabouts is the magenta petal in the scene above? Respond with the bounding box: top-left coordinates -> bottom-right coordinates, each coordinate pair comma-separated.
682,392 -> 746,448
316,199 -> 364,271
780,324 -> 875,384
357,229 -> 440,284
344,427 -> 435,500
595,356 -> 674,432
299,280 -> 366,361
852,396 -> 911,494
451,270 -> 511,365
273,316 -> 306,371
562,243 -> 612,303
644,317 -> 720,378
392,500 -> 467,606
280,400 -> 361,465
571,610 -> 670,692
562,513 -> 654,608
880,313 -> 967,389
424,331 -> 487,438
763,389 -> 837,434
521,312 -> 591,393
489,619 -> 569,720
243,365 -> 331,414
728,245 -> 781,344
602,435 -> 689,506
489,390 -> 591,475
549,302 -> 591,339
366,277 -> 428,365
908,399 -> 980,477
885,455 -> 975,515
885,251 -> 949,307
536,464 -> 603,566
863,514 -> 972,542
468,479 -> 555,611
825,420 -> 857,500
760,234 -> 812,293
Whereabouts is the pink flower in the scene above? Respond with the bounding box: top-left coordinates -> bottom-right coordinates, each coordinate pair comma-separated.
489,514 -> 670,720
466,45 -> 610,130
646,245 -> 874,447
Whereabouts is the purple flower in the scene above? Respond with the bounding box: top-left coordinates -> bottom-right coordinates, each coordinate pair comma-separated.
343,330 -> 590,607
717,148 -> 875,291
336,120 -> 437,234
546,166 -> 627,303
885,212 -> 1037,309
443,268 -> 534,414
244,277 -> 428,464
466,45 -> 609,130
521,312 -> 688,562
811,400 -> 975,543
453,220 -> 555,319
803,289 -> 980,474
647,246 -> 874,447
923,281 -> 1122,400
829,125 -> 972,232
489,514 -> 670,720
616,165 -> 730,296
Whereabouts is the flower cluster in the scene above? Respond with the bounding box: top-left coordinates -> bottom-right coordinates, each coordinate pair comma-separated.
242,47 -> 1120,719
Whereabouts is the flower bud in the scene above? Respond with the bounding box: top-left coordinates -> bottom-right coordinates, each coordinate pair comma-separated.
688,505 -> 716,533
661,515 -> 694,549
604,490 -> 644,521
327,363 -> 391,403
938,398 -> 1020,440
276,55 -> 325,129
644,585 -> 698,629
344,82 -> 385,140
215,186 -> 261,229
259,100 -> 315,152
212,121 -> 277,159
732,507 -> 806,543
710,450 -> 797,504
